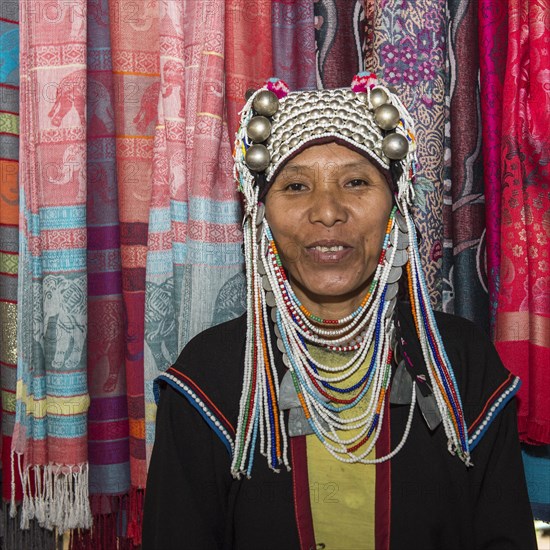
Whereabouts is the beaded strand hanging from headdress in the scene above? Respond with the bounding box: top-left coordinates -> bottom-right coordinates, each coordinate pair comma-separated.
231,72 -> 471,479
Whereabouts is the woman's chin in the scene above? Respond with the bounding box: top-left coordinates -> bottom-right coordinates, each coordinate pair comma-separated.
290,277 -> 370,315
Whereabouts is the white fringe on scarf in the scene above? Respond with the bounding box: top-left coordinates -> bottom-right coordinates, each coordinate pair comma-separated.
10,449 -> 92,532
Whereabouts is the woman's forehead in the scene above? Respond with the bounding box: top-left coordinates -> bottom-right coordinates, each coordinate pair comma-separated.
277,143 -> 385,177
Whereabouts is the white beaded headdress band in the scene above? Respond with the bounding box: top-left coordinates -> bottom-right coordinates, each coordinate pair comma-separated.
234,72 -> 416,211
230,73 -> 471,479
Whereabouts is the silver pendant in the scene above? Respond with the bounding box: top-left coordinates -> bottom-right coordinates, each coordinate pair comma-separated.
256,203 -> 265,224
387,266 -> 402,284
288,407 -> 314,436
265,290 -> 276,307
257,258 -> 266,275
390,360 -> 413,405
262,276 -> 272,291
256,223 -> 264,244
279,370 -> 300,409
415,375 -> 442,431
395,211 -> 408,232
385,296 -> 397,319
391,248 -> 409,267
385,282 -> 399,301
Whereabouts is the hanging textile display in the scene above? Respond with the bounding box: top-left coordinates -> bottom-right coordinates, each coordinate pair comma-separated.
79,0 -> 130,544
0,0 -> 20,503
314,0 -> 365,89
225,0 -> 273,139
272,0 -> 316,91
108,0 -> 159,542
3,0 -> 546,544
479,0 -> 508,333
144,0 -> 248,466
15,0 -> 91,531
494,0 -> 550,445
364,0 -> 446,306
441,0 -> 489,329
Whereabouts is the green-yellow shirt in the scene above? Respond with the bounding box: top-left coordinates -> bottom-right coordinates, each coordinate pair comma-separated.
306,345 -> 376,550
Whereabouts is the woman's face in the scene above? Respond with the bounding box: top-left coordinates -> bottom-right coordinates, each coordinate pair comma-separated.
265,142 -> 393,319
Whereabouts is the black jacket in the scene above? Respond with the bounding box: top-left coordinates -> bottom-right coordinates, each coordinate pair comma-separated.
143,303 -> 536,550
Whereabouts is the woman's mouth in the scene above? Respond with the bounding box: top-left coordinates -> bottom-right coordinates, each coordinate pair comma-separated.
306,242 -> 352,263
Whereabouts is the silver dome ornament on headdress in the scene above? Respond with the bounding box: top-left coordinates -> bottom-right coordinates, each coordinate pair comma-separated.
246,116 -> 272,143
233,71 -> 418,205
382,133 -> 409,160
245,144 -> 270,172
369,87 -> 389,109
252,90 -> 280,117
374,104 -> 401,131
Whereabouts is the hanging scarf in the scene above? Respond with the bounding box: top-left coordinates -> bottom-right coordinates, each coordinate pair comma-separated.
494,0 -> 550,445
14,0 -> 91,531
272,0 -> 316,91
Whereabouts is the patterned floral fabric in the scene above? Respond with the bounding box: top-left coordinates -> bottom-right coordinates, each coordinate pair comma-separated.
494,0 -> 550,446
365,0 -> 446,308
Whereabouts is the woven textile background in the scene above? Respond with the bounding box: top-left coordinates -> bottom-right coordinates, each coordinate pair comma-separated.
493,0 -> 550,447
365,0 -> 447,309
0,0 -> 19,503
272,0 -> 316,91
441,0 -> 488,329
1,0 -> 548,547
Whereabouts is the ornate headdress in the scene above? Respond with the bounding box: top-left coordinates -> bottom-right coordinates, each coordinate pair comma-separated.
231,72 -> 470,478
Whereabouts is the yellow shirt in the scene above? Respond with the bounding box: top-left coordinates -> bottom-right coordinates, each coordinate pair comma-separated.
306,345 -> 376,550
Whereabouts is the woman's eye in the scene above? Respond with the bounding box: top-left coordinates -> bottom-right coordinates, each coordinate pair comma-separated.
285,182 -> 307,191
346,178 -> 368,187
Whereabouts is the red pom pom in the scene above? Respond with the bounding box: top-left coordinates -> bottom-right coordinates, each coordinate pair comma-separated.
351,72 -> 379,93
266,78 -> 290,99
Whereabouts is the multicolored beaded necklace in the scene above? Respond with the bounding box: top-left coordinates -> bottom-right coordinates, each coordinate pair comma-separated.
230,73 -> 471,479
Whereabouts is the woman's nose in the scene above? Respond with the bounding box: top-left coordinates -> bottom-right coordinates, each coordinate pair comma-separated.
308,186 -> 348,227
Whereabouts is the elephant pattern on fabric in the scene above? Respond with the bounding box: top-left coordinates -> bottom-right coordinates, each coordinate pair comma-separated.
212,272 -> 246,326
88,78 -> 115,133
43,275 -> 87,369
88,301 -> 124,393
48,143 -> 86,201
133,81 -> 160,134
145,278 -> 176,371
48,70 -> 86,127
0,28 -> 19,83
162,60 -> 185,117
168,150 -> 185,198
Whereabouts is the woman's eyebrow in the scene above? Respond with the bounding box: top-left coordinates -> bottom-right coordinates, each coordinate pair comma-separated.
281,160 -> 373,173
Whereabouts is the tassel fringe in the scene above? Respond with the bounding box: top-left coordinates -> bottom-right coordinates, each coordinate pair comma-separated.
12,453 -> 92,532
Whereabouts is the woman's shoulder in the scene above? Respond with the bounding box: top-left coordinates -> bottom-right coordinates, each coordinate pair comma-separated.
154,313 -> 247,427
179,313 -> 247,363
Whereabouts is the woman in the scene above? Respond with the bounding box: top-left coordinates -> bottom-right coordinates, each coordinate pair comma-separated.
143,73 -> 536,549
